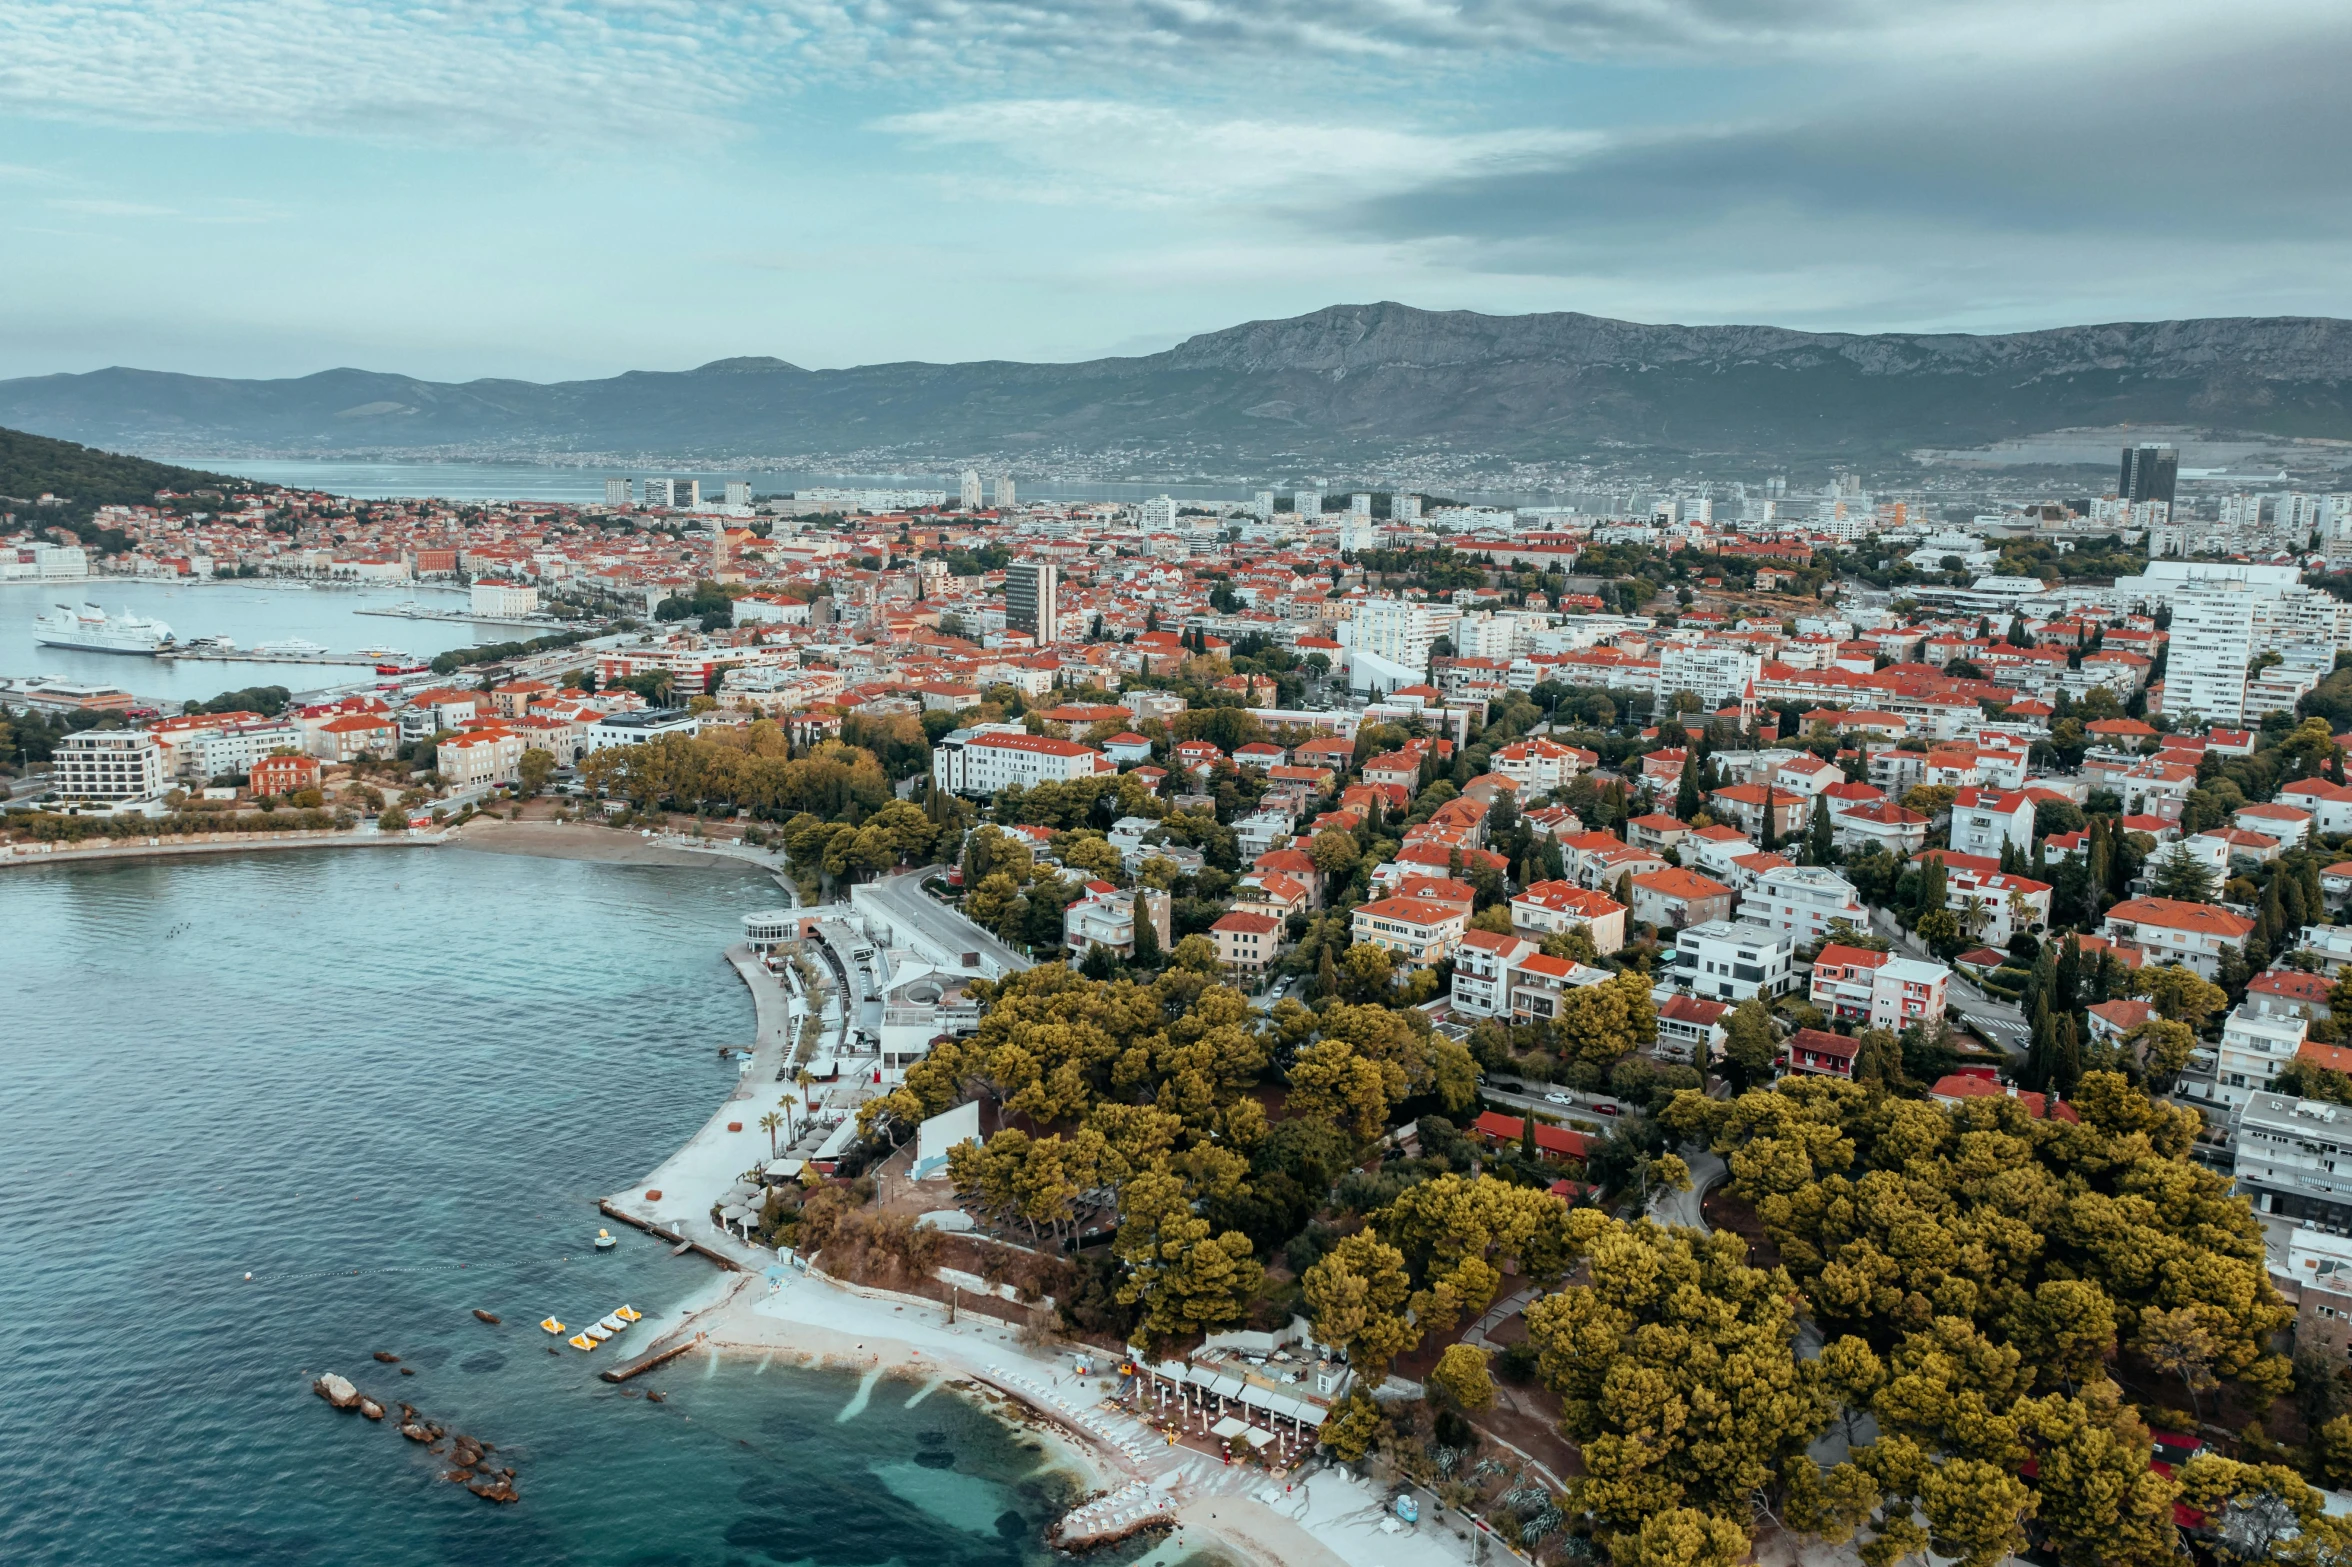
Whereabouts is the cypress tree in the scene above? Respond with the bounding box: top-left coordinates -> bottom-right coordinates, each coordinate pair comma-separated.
1316,940 -> 1338,999
2086,818 -> 2112,912
2053,936 -> 2082,1018
1759,781 -> 1779,853
1675,754 -> 1701,822
1807,797 -> 1834,867
2259,876 -> 2287,952
1130,901 -> 1160,968
1521,1114 -> 1538,1160
2049,1013 -> 2082,1096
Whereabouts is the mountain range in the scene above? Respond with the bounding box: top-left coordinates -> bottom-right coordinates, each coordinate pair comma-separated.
9,303 -> 2352,470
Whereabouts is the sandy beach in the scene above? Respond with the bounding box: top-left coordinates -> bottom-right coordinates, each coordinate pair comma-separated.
451,817 -> 781,870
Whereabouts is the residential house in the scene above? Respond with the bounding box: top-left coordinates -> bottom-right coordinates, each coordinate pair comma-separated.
1452,929 -> 1540,1017
1508,953 -> 1611,1023
1736,865 -> 1868,944
1350,896 -> 1469,965
1624,812 -> 1692,855
1785,1026 -> 1860,1080
2212,1004 -> 2309,1119
2100,897 -> 2255,979
1948,789 -> 2035,859
1707,782 -> 1811,843
1064,884 -> 1173,960
1508,881 -> 1629,954
2232,1092 -> 2352,1228
1469,1112 -> 1595,1164
1654,993 -> 1731,1064
1670,919 -> 1795,1002
1630,867 -> 1738,931
1209,910 -> 1282,973
1832,798 -> 1934,856
1808,943 -> 1951,1031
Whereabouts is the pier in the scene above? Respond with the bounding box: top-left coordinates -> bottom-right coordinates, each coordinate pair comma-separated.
353,605 -> 577,629
155,648 -> 387,665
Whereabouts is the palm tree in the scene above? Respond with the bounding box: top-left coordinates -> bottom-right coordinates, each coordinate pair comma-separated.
759,1110 -> 784,1160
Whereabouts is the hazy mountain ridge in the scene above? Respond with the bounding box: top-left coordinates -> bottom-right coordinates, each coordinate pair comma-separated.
9,303 -> 2352,467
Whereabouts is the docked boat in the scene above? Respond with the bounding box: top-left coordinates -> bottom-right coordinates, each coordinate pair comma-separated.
615,1305 -> 641,1323
253,637 -> 328,656
183,634 -> 239,652
585,1323 -> 612,1342
33,603 -> 176,655
597,1314 -> 625,1334
593,1228 -> 616,1251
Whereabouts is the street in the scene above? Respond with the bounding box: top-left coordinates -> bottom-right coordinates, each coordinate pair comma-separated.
1867,904 -> 2027,1061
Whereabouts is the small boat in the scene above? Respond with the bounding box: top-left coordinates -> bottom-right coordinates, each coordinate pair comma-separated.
593,1228 -> 616,1251
540,1317 -> 567,1335
614,1305 -> 642,1323
598,1314 -> 625,1334
585,1323 -> 612,1342
568,1333 -> 598,1351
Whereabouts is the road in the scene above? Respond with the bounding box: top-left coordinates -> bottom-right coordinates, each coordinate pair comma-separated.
1477,1081 -> 1616,1133
853,868 -> 1034,979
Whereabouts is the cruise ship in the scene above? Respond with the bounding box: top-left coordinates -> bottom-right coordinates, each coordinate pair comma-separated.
33,604 -> 176,655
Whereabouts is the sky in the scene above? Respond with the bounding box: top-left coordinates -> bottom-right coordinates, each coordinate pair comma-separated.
2,0 -> 2350,384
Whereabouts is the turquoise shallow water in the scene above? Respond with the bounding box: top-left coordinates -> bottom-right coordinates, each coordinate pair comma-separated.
0,848 -> 1110,1566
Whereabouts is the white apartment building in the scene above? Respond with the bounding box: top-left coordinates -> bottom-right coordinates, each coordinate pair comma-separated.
2163,580 -> 2256,724
932,728 -> 1113,796
470,579 -> 539,617
2233,1092 -> 2352,1229
604,478 -> 632,508
1139,495 -> 1181,530
1349,597 -> 1450,688
1657,643 -> 1763,709
2210,1004 -> 2309,1120
1735,865 -> 1868,944
52,729 -> 166,803
163,717 -> 306,781
1670,919 -> 1795,1003
1948,789 -> 2035,859
1452,929 -> 1539,1017
994,475 -> 1017,509
582,708 -> 703,753
0,541 -> 90,579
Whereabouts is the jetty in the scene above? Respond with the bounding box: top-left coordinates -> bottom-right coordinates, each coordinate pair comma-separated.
156,648 -> 385,665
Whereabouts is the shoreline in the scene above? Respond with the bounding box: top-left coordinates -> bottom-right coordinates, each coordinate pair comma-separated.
1,828 -> 445,869
597,945 -> 1382,1567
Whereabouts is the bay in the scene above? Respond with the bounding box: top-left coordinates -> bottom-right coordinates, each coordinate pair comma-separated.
0,848 -> 1101,1566
0,579 -> 499,705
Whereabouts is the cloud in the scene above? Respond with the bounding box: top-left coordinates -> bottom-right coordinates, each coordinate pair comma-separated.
3,0 -> 2338,156
876,101 -> 1600,209
0,0 -> 760,148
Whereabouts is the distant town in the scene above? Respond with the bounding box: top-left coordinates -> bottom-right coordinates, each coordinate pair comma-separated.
11,439 -> 2352,1563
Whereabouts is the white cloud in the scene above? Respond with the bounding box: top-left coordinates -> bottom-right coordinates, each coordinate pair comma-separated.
876,100 -> 1604,209
2,0 -> 2338,155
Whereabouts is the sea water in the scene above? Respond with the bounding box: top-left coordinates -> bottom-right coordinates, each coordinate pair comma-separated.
0,849 -> 1135,1566
0,578 -> 499,704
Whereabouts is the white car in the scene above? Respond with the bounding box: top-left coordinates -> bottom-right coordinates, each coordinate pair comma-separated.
1544,1092 -> 1574,1105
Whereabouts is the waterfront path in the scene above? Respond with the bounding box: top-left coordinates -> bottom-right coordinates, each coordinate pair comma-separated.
600,943 -> 800,1269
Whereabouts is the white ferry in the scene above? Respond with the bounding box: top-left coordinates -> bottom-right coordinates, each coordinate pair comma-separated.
33,604 -> 176,655
252,637 -> 329,656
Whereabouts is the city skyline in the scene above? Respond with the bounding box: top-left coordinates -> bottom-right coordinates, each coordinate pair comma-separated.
3,1 -> 2350,382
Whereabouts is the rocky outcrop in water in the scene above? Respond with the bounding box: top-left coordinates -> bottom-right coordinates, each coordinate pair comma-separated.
313,1374 -> 360,1409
